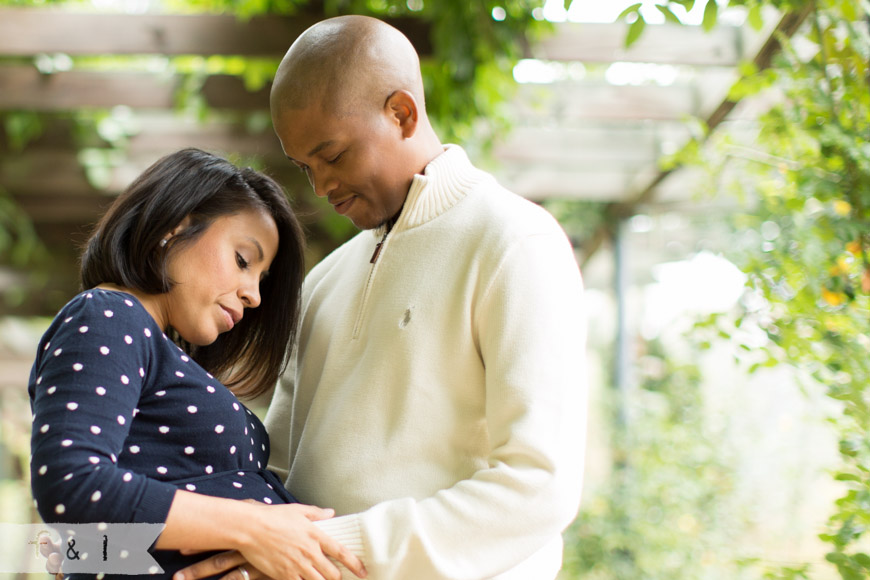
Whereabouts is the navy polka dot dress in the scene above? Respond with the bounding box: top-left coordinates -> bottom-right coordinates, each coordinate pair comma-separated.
29,289 -> 295,578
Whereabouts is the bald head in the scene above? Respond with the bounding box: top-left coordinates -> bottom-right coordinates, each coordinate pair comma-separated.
271,15 -> 426,118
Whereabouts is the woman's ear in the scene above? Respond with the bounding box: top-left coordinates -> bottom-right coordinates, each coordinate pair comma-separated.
385,90 -> 419,139
163,215 -> 192,245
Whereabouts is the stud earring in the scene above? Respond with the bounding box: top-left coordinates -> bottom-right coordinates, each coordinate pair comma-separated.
160,239 -> 168,247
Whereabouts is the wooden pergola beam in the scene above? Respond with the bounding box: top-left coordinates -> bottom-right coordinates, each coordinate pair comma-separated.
532,21 -> 746,66
0,9 -> 433,56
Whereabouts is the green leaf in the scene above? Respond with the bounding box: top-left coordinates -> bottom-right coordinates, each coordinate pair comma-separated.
656,4 -> 682,24
672,0 -> 696,11
747,1 -> 764,30
625,14 -> 647,48
701,0 -> 718,32
617,2 -> 643,21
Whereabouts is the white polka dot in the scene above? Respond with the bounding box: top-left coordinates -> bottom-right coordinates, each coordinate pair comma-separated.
104,310 -> 114,318
233,403 -> 239,411
99,346 -> 110,355
244,427 -> 248,436
90,425 -> 101,435
263,497 -> 272,504
91,491 -> 102,502
40,424 -> 50,433
66,402 -> 78,411
159,426 -> 169,434
124,335 -> 133,345
156,466 -> 167,474
205,465 -> 213,474
36,375 -> 42,385
237,472 -> 245,477
117,415 -> 126,425
96,386 -> 106,395
132,408 -> 140,416
110,454 -> 117,463
187,405 -> 197,414
38,465 -> 47,475
123,473 -> 133,482
64,473 -> 73,481
175,371 -> 185,378
124,299 -> 133,307
55,504 -> 65,514
248,453 -> 253,462
214,425 -> 224,434
73,363 -> 83,372
129,445 -> 140,454
207,372 -> 213,379
257,461 -> 262,468
229,446 -> 237,454
185,484 -> 196,491
144,328 -> 152,338
63,316 -> 72,323
89,456 -> 99,464
120,375 -> 129,385
184,446 -> 194,455
139,368 -> 145,377
267,483 -> 273,490
181,355 -> 189,362
47,386 -> 57,395
232,482 -> 242,488
206,385 -> 215,393
44,342 -> 51,351
155,391 -> 166,397
53,348 -> 63,357
261,444 -> 265,451
79,326 -> 89,333
86,293 -> 93,298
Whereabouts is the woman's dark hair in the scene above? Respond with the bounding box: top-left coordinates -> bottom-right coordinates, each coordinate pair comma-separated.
81,148 -> 305,399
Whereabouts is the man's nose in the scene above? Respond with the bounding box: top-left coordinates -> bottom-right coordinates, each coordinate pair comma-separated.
311,168 -> 338,198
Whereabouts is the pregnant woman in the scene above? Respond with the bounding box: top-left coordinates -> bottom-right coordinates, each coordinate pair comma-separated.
28,148 -> 366,580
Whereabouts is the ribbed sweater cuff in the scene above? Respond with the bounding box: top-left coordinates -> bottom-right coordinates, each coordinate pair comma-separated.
314,514 -> 366,576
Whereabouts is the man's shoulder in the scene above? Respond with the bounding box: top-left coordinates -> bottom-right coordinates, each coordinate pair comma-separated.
466,178 -> 566,240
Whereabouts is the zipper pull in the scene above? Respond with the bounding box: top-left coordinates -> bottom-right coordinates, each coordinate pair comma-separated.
370,230 -> 389,264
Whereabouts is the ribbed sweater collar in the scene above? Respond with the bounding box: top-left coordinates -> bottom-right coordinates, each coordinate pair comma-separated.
372,144 -> 485,238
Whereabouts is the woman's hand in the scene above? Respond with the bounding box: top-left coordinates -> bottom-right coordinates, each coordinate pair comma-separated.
172,502 -> 366,580
234,503 -> 365,580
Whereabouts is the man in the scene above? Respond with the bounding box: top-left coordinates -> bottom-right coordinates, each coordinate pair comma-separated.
181,14 -> 586,580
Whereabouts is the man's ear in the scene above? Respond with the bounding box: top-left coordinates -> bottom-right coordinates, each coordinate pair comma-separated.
385,90 -> 419,138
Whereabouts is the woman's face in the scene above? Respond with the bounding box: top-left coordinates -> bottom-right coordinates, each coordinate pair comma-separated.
158,208 -> 279,346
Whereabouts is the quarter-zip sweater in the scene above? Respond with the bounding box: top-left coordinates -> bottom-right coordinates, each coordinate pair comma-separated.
265,145 -> 587,580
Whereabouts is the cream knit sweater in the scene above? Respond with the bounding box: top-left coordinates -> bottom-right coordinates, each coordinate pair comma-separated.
265,145 -> 587,580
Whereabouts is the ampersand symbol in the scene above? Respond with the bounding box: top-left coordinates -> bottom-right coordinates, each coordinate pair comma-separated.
66,538 -> 81,560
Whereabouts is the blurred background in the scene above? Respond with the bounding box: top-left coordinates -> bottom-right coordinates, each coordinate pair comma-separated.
2,0 -> 868,578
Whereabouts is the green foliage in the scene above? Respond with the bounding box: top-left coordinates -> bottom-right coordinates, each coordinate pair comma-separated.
670,0 -> 870,577
562,340 -> 752,580
617,0 -> 815,46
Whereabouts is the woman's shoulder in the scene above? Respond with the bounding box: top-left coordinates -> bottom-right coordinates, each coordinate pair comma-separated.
45,289 -> 161,346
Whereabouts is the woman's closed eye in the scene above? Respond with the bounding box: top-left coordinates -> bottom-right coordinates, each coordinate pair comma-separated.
236,252 -> 249,270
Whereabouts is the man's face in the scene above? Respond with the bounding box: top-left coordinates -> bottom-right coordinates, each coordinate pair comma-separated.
273,103 -> 413,231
